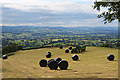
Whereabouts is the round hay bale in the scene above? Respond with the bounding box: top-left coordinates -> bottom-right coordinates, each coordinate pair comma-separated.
69,46 -> 72,50
2,55 -> 7,59
47,52 -> 51,55
82,46 -> 86,51
107,54 -> 115,61
65,49 -> 69,53
46,52 -> 51,58
72,55 -> 79,61
48,60 -> 58,70
60,46 -> 63,49
39,59 -> 47,67
48,59 -> 55,64
56,57 -> 62,63
71,49 -> 74,53
58,60 -> 68,70
82,49 -> 85,51
79,48 -> 82,53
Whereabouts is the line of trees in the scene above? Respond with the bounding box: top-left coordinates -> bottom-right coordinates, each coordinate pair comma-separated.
2,44 -> 23,55
99,43 -> 119,48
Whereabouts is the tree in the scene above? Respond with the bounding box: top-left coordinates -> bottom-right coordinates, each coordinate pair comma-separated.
93,1 -> 120,24
2,44 -> 23,55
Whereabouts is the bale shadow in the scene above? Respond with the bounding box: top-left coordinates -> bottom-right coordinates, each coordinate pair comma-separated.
113,60 -> 118,61
56,69 -> 72,71
81,51 -> 88,53
85,51 -> 88,52
73,60 -> 80,61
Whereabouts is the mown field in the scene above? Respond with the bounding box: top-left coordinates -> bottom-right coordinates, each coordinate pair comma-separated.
2,47 -> 118,78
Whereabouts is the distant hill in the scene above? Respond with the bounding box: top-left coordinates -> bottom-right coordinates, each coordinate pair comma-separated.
2,26 -> 118,35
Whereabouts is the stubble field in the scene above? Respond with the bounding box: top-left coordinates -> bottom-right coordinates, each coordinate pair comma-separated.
2,47 -> 118,78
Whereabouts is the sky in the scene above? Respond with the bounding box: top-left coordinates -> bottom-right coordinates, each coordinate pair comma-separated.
1,0 -> 118,27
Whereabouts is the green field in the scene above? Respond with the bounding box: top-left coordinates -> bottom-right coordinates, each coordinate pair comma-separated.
2,47 -> 118,78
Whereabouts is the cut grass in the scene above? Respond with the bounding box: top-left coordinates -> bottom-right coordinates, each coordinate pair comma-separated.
2,47 -> 118,78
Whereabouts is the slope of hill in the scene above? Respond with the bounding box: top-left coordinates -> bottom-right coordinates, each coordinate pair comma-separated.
2,47 -> 118,78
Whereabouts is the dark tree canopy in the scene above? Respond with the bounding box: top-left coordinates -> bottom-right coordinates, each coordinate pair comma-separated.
93,1 -> 120,24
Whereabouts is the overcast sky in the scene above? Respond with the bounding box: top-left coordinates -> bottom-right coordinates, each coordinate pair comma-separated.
1,0 -> 118,27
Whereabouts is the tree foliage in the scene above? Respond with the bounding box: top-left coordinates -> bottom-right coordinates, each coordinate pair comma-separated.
2,44 -> 23,55
93,1 -> 120,24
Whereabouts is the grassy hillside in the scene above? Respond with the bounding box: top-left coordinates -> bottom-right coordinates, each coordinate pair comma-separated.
2,47 -> 118,78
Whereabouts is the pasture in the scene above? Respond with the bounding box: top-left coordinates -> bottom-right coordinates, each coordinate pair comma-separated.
2,47 -> 118,78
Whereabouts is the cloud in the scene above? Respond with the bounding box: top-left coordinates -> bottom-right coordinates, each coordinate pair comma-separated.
1,0 -> 118,27
2,6 -> 98,24
2,0 -> 98,14
2,18 -> 118,27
